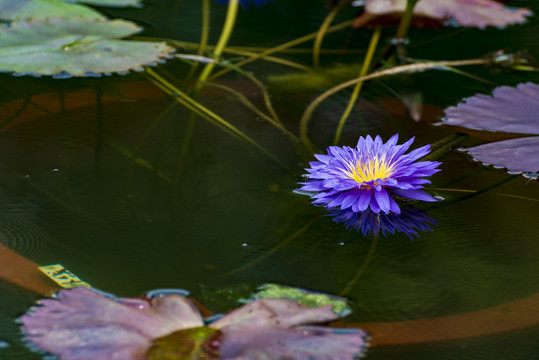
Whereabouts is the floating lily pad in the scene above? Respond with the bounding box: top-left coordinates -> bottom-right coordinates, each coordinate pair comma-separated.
463,137 -> 539,178
20,287 -> 369,360
0,0 -> 105,21
20,287 -> 204,359
442,82 -> 539,134
440,82 -> 539,178
0,18 -> 174,77
210,298 -> 368,359
354,0 -> 532,29
62,0 -> 142,7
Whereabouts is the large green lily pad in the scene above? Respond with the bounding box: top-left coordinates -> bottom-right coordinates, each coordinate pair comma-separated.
0,0 -> 105,21
0,18 -> 174,77
62,0 -> 142,7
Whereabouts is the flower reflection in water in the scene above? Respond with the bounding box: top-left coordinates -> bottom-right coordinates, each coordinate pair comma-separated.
330,206 -> 438,239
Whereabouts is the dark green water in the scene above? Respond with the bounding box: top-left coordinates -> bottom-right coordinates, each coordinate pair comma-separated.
1,0 -> 539,359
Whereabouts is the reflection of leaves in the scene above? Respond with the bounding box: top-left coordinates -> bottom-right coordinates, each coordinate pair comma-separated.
354,0 -> 532,29
268,63 -> 363,92
0,0 -> 105,21
20,287 -> 369,360
247,283 -> 351,317
440,82 -> 539,178
0,18 -> 174,77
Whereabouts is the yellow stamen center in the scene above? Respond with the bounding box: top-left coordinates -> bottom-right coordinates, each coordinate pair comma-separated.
348,157 -> 393,184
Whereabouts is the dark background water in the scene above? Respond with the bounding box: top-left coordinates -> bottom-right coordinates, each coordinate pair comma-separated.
1,0 -> 539,358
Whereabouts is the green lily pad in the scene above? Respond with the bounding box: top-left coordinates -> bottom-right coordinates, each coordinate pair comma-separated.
246,284 -> 352,317
62,0 -> 142,7
0,0 -> 105,21
0,17 -> 174,77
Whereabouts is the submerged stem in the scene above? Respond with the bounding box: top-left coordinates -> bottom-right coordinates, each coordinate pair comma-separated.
145,68 -> 286,169
222,216 -> 320,278
333,27 -> 381,146
340,235 -> 378,296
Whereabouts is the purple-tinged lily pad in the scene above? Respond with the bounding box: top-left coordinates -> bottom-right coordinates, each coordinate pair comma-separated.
463,136 -> 539,177
20,287 -> 204,360
211,298 -> 368,359
441,82 -> 539,134
440,82 -> 539,178
354,0 -> 532,29
20,287 -> 369,360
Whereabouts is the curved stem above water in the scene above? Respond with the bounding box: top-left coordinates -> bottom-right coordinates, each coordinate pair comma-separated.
300,58 -> 489,153
333,26 -> 382,146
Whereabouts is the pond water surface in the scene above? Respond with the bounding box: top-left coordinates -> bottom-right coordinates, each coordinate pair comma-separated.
1,1 -> 539,359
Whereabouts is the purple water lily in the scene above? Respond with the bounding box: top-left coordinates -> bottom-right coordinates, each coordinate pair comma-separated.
330,206 -> 438,239
298,135 -> 441,214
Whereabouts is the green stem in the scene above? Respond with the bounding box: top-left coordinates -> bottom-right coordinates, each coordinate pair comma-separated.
333,27 -> 381,146
299,58 -> 488,152
208,19 -> 355,81
421,133 -> 468,162
340,235 -> 378,296
196,0 -> 239,91
313,5 -> 342,69
199,0 -> 211,55
395,0 -> 419,42
428,187 -> 539,203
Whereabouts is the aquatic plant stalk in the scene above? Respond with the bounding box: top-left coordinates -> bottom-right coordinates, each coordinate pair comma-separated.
144,68 -> 285,167
208,19 -> 355,81
313,4 -> 343,69
199,0 -> 211,55
177,54 -> 301,148
395,0 -> 419,42
340,235 -> 378,296
427,176 -> 518,210
428,187 -> 539,203
197,0 -> 239,91
202,81 -> 300,149
420,133 -> 468,162
300,58 -> 489,152
333,27 -> 381,146
156,39 -> 314,71
184,0 -> 212,85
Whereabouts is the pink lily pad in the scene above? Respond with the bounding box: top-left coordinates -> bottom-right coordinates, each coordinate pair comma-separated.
20,287 -> 369,360
354,0 -> 532,29
463,137 -> 539,177
441,82 -> 539,134
20,287 -> 204,359
440,82 -> 539,178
